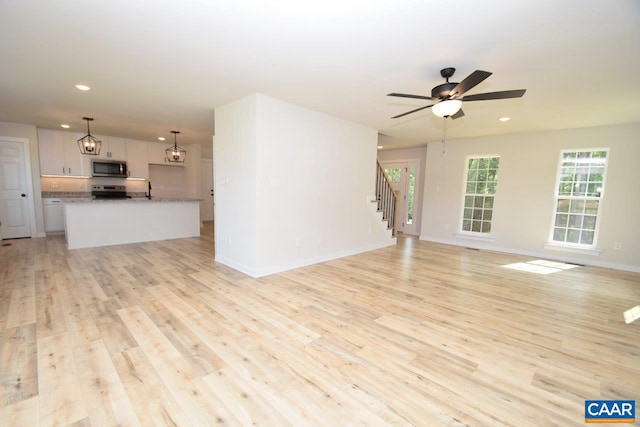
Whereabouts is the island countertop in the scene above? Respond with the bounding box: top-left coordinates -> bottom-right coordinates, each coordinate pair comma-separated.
61,197 -> 202,203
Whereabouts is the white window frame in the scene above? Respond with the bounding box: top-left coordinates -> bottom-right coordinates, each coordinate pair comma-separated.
545,148 -> 609,254
458,154 -> 500,239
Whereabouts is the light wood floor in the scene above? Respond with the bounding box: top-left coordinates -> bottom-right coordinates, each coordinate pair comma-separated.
1,222 -> 638,426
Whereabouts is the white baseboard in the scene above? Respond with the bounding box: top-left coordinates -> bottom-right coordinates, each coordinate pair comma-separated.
213,256 -> 259,278
419,235 -> 640,273
215,239 -> 397,278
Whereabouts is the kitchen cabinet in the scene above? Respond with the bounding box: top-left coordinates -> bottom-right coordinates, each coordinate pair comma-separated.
38,129 -> 91,177
148,142 -> 185,166
43,198 -> 65,233
96,136 -> 127,160
126,139 -> 149,180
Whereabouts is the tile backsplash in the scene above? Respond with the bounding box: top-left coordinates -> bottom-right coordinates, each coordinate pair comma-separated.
40,177 -> 147,193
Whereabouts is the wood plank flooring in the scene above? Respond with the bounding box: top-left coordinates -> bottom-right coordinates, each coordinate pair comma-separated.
1,223 -> 639,426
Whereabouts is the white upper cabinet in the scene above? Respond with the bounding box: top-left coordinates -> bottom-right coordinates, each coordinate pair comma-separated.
126,139 -> 149,180
38,129 -> 90,177
96,135 -> 127,160
38,129 -> 195,180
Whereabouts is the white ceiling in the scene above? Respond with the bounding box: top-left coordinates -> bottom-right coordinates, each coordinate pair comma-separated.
1,0 -> 639,150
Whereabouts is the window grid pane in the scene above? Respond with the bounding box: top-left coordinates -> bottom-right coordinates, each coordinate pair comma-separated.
552,150 -> 607,246
384,168 -> 402,182
405,167 -> 417,225
461,156 -> 499,234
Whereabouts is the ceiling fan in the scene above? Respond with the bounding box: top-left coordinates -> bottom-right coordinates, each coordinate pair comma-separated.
388,67 -> 526,119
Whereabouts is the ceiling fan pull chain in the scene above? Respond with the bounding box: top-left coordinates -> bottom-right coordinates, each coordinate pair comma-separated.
441,117 -> 448,157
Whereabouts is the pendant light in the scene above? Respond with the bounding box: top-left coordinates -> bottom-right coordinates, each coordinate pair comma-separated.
77,117 -> 102,155
165,130 -> 186,163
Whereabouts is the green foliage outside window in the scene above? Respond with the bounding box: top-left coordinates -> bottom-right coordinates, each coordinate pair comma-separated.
462,156 -> 499,233
552,150 -> 607,246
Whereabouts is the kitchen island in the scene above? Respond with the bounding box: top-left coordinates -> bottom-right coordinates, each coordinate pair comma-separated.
63,197 -> 201,249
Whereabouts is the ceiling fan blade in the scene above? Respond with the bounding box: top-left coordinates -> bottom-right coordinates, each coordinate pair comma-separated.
461,89 -> 527,101
387,92 -> 435,101
448,70 -> 492,98
391,104 -> 434,119
450,109 -> 465,120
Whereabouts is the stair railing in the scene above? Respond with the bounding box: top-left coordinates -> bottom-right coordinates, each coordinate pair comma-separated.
376,161 -> 397,235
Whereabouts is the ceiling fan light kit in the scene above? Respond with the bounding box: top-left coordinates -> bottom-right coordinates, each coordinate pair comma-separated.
388,67 -> 526,120
432,99 -> 462,118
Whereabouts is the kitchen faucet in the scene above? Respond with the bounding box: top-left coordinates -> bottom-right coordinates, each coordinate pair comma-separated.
146,181 -> 152,199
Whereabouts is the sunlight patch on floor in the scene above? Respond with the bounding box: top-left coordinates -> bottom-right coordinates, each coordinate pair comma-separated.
624,305 -> 640,324
501,259 -> 579,275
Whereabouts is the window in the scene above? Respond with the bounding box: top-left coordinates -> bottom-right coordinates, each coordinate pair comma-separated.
551,150 -> 607,246
461,156 -> 499,234
406,166 -> 416,225
384,167 -> 402,182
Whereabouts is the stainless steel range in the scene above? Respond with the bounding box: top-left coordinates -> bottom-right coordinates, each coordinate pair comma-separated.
91,185 -> 128,199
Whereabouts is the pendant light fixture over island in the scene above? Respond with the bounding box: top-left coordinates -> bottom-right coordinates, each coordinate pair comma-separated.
77,117 -> 102,155
165,130 -> 186,163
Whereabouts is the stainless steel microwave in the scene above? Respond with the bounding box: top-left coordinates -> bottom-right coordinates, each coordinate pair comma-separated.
91,159 -> 128,178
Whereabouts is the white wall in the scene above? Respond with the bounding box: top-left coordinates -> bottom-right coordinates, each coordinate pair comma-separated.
0,121 -> 45,238
184,143 -> 202,199
377,146 -> 427,235
420,122 -> 640,272
214,93 -> 394,277
214,94 -> 259,273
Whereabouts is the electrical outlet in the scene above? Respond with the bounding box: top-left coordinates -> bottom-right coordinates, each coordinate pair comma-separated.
296,238 -> 303,247
444,224 -> 449,231
614,242 -> 622,250
52,182 -> 58,189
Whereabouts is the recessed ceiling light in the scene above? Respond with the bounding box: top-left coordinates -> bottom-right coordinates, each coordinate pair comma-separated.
75,84 -> 90,91
377,145 -> 383,149
60,124 -> 70,129
158,137 -> 166,141
499,117 -> 511,122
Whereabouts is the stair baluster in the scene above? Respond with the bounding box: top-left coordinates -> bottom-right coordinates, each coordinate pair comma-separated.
376,161 -> 397,236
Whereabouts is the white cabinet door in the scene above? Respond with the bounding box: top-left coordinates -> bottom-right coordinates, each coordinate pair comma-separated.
94,135 -> 127,160
93,134 -> 110,159
126,139 -> 149,180
38,129 -> 66,175
147,142 -> 166,165
106,136 -> 127,160
38,129 -> 90,177
62,132 -> 90,177
43,199 -> 65,233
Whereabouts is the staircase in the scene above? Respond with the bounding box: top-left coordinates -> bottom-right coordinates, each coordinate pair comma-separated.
375,161 -> 397,236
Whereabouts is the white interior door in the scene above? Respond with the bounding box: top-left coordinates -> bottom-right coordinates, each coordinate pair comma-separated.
200,159 -> 214,221
381,160 -> 420,235
0,139 -> 31,239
